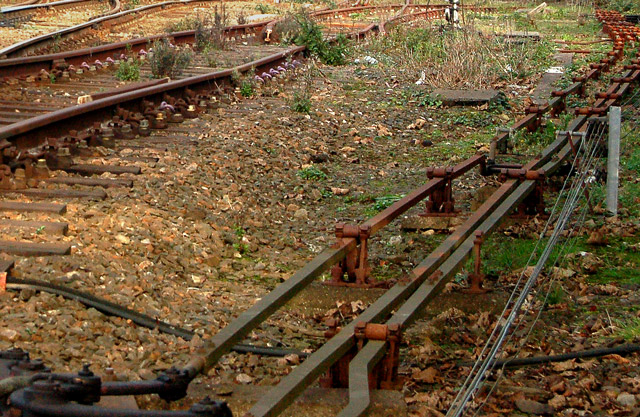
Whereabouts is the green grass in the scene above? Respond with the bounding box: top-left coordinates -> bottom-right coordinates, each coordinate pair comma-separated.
363,194 -> 403,217
297,166 -> 327,181
617,317 -> 640,341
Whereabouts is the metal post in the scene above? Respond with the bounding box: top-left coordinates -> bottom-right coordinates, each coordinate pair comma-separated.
607,106 -> 621,215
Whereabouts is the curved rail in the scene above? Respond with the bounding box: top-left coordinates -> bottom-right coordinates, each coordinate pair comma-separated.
0,0 -> 218,58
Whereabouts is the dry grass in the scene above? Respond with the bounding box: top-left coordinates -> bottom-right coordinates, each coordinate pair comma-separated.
361,23 -> 554,88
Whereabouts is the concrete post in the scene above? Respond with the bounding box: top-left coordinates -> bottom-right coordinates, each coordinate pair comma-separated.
606,106 -> 621,215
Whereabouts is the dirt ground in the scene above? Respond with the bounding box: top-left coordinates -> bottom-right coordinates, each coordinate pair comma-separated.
1,1 -> 640,417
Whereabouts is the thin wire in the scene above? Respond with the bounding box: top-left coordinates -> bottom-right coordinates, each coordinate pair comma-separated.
448,120 -> 607,416
450,125 -> 592,405
468,122 -> 606,415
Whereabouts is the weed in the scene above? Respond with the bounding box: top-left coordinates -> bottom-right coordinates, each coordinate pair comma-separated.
297,166 -> 327,181
292,90 -> 311,113
240,80 -> 255,98
237,11 -> 247,25
233,242 -> 249,254
48,73 -> 56,84
255,3 -> 275,14
617,317 -> 640,341
114,59 -> 141,81
149,39 -> 193,78
362,24 -> 554,88
275,12 -> 348,65
123,0 -> 139,10
364,194 -> 403,217
545,283 -> 565,305
607,0 -> 640,13
233,225 -> 245,238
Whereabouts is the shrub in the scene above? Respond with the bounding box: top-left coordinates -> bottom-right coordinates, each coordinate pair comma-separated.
114,59 -> 140,81
293,13 -> 347,65
149,40 -> 193,78
195,6 -> 229,51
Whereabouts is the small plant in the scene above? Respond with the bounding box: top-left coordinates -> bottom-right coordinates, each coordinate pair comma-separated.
114,59 -> 141,81
48,73 -> 56,84
196,7 -> 229,51
203,45 -> 218,67
364,194 -> 403,216
237,11 -> 247,25
297,166 -> 327,181
255,3 -> 274,14
291,90 -> 311,113
545,283 -> 565,305
149,40 -> 193,78
240,80 -> 255,98
123,0 -> 139,10
292,13 -> 348,65
618,317 -> 640,341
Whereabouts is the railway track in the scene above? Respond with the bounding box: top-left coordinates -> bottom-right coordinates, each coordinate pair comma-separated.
0,4 -> 637,417
0,0 -> 226,58
0,0 -> 118,29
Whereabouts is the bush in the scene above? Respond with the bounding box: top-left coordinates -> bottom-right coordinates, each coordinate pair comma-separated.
195,6 -> 229,51
293,13 -> 347,65
240,80 -> 254,98
273,12 -> 348,65
149,40 -> 193,79
114,59 -> 140,81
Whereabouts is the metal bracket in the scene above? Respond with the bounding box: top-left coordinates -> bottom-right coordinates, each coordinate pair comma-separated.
327,223 -> 374,287
461,231 -> 489,294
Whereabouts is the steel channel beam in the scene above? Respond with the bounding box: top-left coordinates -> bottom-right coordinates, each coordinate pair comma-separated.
363,154 -> 484,235
242,166 -> 525,417
185,154 -> 480,376
339,118 -> 586,417
184,239 -> 357,377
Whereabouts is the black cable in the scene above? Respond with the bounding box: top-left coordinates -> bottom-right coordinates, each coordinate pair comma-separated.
457,343 -> 640,369
6,276 -> 307,358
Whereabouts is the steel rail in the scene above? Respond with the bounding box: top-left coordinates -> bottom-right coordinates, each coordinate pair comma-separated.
0,0 -> 218,59
1,0 -> 108,27
0,44 -> 306,150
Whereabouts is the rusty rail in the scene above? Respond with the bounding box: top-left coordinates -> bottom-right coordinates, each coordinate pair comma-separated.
1,0 -> 109,28
0,0 -> 218,58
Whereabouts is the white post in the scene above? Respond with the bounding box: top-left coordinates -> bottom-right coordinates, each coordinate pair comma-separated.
606,106 -> 621,215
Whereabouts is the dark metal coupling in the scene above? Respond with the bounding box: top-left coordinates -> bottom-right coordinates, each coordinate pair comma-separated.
156,366 -> 191,402
189,397 -> 233,417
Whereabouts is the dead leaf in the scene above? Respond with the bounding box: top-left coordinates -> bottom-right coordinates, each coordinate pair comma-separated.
413,367 -> 440,384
